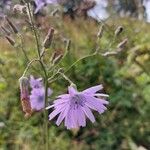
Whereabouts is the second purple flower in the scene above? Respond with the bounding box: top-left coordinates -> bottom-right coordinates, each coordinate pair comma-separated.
46,85 -> 109,129
30,76 -> 53,111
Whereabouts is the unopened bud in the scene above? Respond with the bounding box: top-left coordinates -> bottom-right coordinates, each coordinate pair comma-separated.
97,25 -> 104,38
115,26 -> 123,36
43,28 -> 54,49
117,38 -> 128,49
5,36 -> 15,46
6,17 -> 18,34
19,77 -> 32,118
1,26 -> 11,35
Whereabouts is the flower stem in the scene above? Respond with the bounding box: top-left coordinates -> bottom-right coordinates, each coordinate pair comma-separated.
44,78 -> 49,150
25,2 -> 49,149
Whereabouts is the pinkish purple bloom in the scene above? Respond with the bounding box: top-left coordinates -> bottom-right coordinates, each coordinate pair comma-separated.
34,0 -> 58,13
46,85 -> 109,129
30,87 -> 52,111
30,75 -> 43,88
29,76 -> 52,111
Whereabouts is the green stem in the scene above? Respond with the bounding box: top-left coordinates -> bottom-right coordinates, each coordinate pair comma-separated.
44,78 -> 49,150
22,59 -> 39,77
65,53 -> 96,73
26,2 -> 41,58
25,2 -> 49,149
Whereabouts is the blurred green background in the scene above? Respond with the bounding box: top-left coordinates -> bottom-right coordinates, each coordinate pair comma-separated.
0,1 -> 150,150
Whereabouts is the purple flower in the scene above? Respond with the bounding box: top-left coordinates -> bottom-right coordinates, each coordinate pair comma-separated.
29,76 -> 53,111
46,85 -> 109,129
30,75 -> 43,89
30,87 -> 52,111
34,0 -> 58,14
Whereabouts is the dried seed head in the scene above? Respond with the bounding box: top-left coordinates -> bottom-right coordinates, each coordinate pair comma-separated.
97,25 -> 104,38
6,17 -> 18,34
19,77 -> 32,118
117,38 -> 128,50
115,26 -> 123,36
21,100 -> 32,118
5,36 -> 15,46
1,26 -> 11,35
43,28 -> 55,49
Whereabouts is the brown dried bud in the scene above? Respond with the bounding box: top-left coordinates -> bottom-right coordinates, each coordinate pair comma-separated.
117,38 -> 128,49
5,36 -> 15,46
97,25 -> 104,38
21,99 -> 32,118
1,26 -> 11,35
19,77 -> 32,118
43,28 -> 54,49
6,17 -> 18,34
115,26 -> 123,36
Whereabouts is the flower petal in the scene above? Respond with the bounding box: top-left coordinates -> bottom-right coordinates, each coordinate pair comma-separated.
45,104 -> 54,110
77,106 -> 86,127
82,105 -> 95,123
65,109 -> 72,129
94,93 -> 109,97
57,94 -> 70,99
53,98 -> 69,107
56,105 -> 69,126
49,105 -> 65,120
82,85 -> 103,94
85,95 -> 108,113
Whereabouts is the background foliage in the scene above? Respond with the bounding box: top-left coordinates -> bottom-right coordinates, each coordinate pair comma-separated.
0,1 -> 150,150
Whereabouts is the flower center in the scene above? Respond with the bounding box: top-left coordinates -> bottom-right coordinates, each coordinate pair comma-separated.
71,94 -> 86,109
37,95 -> 44,102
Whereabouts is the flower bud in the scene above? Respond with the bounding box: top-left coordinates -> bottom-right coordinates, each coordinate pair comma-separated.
6,17 -> 18,34
115,26 -> 123,36
43,28 -> 54,49
5,36 -> 15,46
19,77 -> 32,118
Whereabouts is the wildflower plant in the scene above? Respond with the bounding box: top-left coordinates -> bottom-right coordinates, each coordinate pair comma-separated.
1,0 -> 128,149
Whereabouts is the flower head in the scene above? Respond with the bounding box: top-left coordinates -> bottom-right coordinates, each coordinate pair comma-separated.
29,76 -> 53,111
30,87 -> 52,111
46,85 -> 109,129
30,75 -> 43,89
